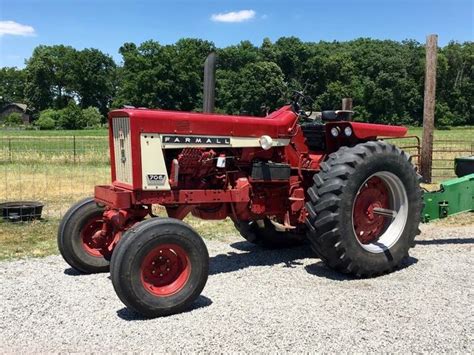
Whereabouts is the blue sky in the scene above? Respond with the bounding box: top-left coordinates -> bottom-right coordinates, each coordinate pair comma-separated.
1,0 -> 473,68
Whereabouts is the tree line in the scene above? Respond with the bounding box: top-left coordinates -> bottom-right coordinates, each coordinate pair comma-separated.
0,37 -> 472,129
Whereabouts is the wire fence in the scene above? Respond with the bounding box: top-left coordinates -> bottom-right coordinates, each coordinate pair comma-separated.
1,134 -> 473,219
1,136 -> 109,218
431,140 -> 474,181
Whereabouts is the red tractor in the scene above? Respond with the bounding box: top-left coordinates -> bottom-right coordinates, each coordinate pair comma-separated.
58,92 -> 422,318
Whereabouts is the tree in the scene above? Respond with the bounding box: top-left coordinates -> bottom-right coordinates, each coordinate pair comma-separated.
217,61 -> 286,115
2,112 -> 23,126
18,38 -> 474,127
57,102 -> 84,129
82,106 -> 103,127
0,67 -> 26,104
25,45 -> 77,111
35,109 -> 59,130
73,49 -> 116,116
115,38 -> 215,111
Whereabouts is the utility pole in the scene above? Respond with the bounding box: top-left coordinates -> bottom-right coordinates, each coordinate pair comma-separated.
420,34 -> 438,183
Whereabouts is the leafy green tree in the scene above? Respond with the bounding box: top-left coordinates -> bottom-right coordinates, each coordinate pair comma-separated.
0,67 -> 26,103
57,102 -> 84,129
217,61 -> 286,115
82,106 -> 103,128
25,45 -> 77,110
36,108 -> 62,129
72,49 -> 116,116
2,112 -> 23,126
115,38 -> 215,111
19,38 -> 473,127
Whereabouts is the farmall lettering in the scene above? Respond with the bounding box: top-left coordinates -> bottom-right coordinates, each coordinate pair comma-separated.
162,135 -> 231,145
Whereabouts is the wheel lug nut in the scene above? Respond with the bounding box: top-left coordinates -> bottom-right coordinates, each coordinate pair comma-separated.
152,270 -> 156,274
160,273 -> 163,277
166,268 -> 170,271
159,256 -> 162,260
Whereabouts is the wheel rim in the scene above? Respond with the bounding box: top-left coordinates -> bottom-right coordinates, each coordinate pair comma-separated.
81,216 -> 106,257
352,171 -> 409,253
140,243 -> 191,297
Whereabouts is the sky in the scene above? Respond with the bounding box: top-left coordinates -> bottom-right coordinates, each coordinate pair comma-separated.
0,0 -> 473,68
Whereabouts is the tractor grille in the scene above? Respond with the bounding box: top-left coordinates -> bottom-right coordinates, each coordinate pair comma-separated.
112,117 -> 133,185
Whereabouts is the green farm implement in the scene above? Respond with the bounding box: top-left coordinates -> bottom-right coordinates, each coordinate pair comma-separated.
422,156 -> 474,222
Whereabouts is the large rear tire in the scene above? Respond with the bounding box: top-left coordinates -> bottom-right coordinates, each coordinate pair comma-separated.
110,218 -> 209,318
233,218 -> 305,249
305,141 -> 422,277
57,197 -> 112,274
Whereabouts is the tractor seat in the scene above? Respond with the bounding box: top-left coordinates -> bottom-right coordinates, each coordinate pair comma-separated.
301,121 -> 326,151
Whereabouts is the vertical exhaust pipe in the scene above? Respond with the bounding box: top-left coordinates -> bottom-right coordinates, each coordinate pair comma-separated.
203,52 -> 217,113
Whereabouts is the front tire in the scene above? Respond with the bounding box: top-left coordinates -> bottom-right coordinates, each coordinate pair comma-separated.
110,218 -> 209,318
58,197 -> 112,274
305,141 -> 422,277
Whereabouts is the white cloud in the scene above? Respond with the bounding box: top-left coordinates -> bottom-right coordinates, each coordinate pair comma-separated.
0,21 -> 36,36
211,10 -> 256,23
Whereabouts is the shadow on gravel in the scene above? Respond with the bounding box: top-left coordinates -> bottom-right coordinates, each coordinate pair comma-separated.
304,256 -> 418,281
116,295 -> 213,321
63,267 -> 87,276
209,242 -> 314,276
416,238 -> 474,245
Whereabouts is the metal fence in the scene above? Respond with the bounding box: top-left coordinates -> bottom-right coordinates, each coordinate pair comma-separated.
431,140 -> 473,181
1,134 -> 473,219
1,136 -> 109,218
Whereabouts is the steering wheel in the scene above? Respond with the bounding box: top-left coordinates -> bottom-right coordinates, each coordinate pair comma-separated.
291,90 -> 313,120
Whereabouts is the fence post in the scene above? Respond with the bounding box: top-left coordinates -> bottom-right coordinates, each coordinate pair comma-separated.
73,135 -> 76,164
8,138 -> 12,162
420,34 -> 438,183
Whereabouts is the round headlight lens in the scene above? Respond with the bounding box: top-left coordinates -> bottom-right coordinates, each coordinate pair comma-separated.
344,126 -> 353,137
259,135 -> 273,150
330,127 -> 340,137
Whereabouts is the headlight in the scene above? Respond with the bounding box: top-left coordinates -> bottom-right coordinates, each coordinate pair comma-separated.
344,126 -> 353,137
330,127 -> 340,137
259,135 -> 273,150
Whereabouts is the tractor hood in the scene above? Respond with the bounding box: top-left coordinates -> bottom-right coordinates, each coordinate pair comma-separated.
109,105 -> 298,138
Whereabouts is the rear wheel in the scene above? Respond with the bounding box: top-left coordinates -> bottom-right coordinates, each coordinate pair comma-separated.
110,218 -> 209,318
305,141 -> 422,277
58,197 -> 117,274
233,218 -> 305,248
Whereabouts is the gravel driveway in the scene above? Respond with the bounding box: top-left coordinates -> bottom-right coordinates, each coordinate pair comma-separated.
1,223 -> 473,353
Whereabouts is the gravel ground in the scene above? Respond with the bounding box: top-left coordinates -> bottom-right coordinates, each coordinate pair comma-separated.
1,223 -> 473,353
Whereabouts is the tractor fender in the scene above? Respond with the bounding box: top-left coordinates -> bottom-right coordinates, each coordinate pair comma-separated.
349,122 -> 407,139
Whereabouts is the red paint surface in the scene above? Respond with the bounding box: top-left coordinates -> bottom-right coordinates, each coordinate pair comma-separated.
352,176 -> 390,244
140,243 -> 191,297
350,122 -> 407,139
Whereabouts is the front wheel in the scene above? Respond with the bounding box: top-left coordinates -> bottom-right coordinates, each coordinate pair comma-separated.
305,141 -> 422,277
58,197 -> 117,274
110,218 -> 209,318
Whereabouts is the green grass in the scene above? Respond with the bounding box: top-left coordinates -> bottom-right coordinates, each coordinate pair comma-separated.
0,126 -> 471,138
407,126 -> 474,140
0,216 -> 238,261
0,128 -> 108,137
0,218 -> 60,260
